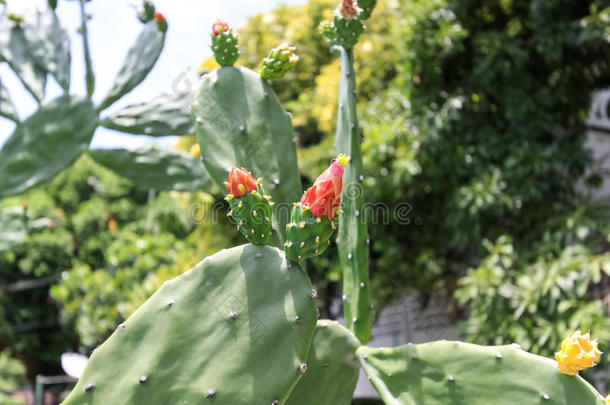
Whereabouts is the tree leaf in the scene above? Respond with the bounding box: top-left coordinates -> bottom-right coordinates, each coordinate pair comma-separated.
0,22 -> 47,102
0,95 -> 98,197
0,77 -> 18,122
98,21 -> 165,111
23,8 -> 71,91
101,92 -> 194,136
192,66 -> 302,244
88,146 -> 211,192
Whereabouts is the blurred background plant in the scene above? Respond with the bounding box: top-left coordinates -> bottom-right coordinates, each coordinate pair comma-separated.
1,0 -> 609,397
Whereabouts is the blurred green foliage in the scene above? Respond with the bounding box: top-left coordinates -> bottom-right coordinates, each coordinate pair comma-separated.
0,350 -> 27,405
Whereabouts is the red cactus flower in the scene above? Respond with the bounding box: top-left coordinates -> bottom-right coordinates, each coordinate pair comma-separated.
153,12 -> 165,23
224,167 -> 258,198
212,19 -> 230,36
300,154 -> 350,220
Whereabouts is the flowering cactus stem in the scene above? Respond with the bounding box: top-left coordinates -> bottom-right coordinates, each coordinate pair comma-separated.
335,47 -> 371,343
358,341 -> 607,405
62,244 -> 318,404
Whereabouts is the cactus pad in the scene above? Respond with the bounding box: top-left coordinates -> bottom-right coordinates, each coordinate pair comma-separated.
330,15 -> 364,50
63,244 -> 318,405
286,320 -> 361,405
227,185 -> 273,245
261,42 -> 299,81
285,204 -> 337,262
357,0 -> 377,20
358,341 -> 606,405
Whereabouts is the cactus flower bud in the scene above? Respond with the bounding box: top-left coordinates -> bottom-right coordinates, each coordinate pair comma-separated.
224,167 -> 273,245
261,43 -> 299,81
153,12 -> 167,33
301,154 -> 350,221
212,19 -> 230,36
555,331 -> 602,375
337,0 -> 359,18
137,0 -> 155,23
210,19 -> 239,67
285,155 -> 350,262
225,167 -> 258,198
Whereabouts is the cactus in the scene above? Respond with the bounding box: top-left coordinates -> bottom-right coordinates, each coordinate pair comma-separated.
323,0 -> 365,50
555,331 -> 603,375
137,0 -> 156,23
334,46 -> 372,343
191,66 -> 302,245
357,0 -> 377,20
211,20 -> 239,67
261,42 -> 299,81
285,320 -> 361,405
357,341 -> 607,405
62,244 -> 318,405
285,155 -> 349,262
225,167 -> 274,245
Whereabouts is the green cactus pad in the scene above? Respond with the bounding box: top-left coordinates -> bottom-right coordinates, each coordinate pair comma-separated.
357,0 -> 377,20
286,320 -> 361,405
63,244 -> 318,405
285,205 -> 337,262
227,186 -> 273,245
261,42 -> 299,81
212,29 -> 239,67
332,15 -> 364,50
192,66 -> 302,246
357,341 -> 606,405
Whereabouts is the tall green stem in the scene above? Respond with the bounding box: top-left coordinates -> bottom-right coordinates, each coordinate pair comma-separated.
79,0 -> 95,97
335,47 -> 372,343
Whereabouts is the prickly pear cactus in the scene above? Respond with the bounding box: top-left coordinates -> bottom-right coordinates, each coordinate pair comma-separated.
285,320 -> 361,405
261,42 -> 299,81
358,341 -> 607,405
225,167 -> 274,245
357,0 -> 377,20
211,20 -> 239,67
285,205 -> 337,261
324,0 -> 364,50
63,244 -> 318,405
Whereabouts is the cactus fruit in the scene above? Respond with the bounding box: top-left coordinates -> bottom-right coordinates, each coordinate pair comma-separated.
192,66 -> 302,245
261,42 -> 299,81
137,0 -> 155,23
555,331 -> 602,376
211,20 -> 239,67
357,0 -> 377,20
358,341 -> 607,405
225,167 -> 273,245
153,12 -> 167,33
285,320 -> 361,405
63,244 -> 318,405
324,0 -> 364,50
285,155 -> 349,262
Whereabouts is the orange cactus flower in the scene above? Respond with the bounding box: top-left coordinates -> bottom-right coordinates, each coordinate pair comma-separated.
224,167 -> 258,198
555,331 -> 602,375
212,19 -> 230,36
153,12 -> 165,23
300,154 -> 350,220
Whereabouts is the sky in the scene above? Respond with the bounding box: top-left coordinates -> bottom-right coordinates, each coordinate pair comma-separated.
0,0 -> 307,149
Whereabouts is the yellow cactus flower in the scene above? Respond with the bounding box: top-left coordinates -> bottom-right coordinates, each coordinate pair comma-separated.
555,331 -> 602,375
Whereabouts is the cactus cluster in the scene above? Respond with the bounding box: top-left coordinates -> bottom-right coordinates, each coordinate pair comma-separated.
261,42 -> 299,80
61,2 -> 609,405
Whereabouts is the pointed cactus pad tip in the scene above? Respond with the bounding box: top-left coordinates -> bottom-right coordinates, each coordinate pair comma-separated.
555,330 -> 602,375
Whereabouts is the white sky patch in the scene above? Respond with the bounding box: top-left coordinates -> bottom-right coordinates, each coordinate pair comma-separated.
0,0 -> 307,150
